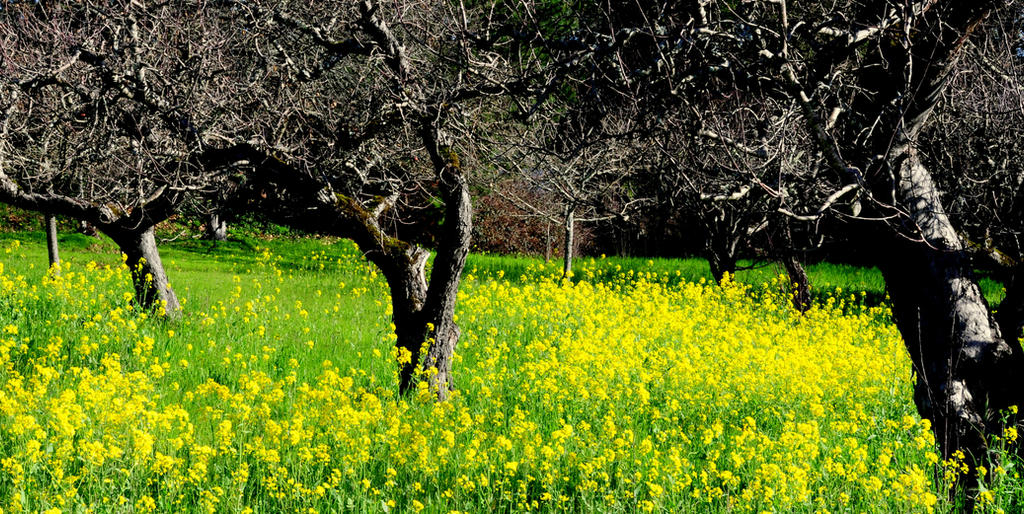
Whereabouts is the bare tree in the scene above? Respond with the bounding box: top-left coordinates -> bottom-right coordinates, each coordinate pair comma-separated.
0,2 -> 254,316
526,0 -> 1024,467
489,113 -> 645,277
213,0 -> 568,398
920,10 -> 1024,345
650,0 -> 1023,466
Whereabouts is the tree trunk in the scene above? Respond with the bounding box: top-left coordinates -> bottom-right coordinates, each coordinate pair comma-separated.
419,189 -> 472,399
417,145 -> 474,400
562,206 -> 575,278
374,246 -> 430,395
708,251 -> 736,284
879,147 -> 1023,465
782,255 -> 811,313
44,213 -> 60,273
110,227 -> 182,318
705,210 -> 740,283
382,248 -> 430,393
203,211 -> 228,241
706,225 -> 738,283
381,156 -> 473,400
799,0 -> 1013,473
544,221 -> 551,263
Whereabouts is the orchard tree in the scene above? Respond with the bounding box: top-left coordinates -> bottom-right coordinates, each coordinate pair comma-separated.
0,2 -> 254,315
920,12 -> 1024,346
521,0 -> 1024,467
216,0 -> 565,398
644,0 -> 1024,466
488,112 -> 647,278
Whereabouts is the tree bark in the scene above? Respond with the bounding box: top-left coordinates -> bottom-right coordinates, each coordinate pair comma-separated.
417,138 -> 474,400
563,206 -> 575,278
879,147 -> 1023,463
708,251 -> 737,284
704,209 -> 741,283
782,255 -> 811,313
369,155 -> 472,400
109,227 -> 182,318
374,246 -> 431,395
203,211 -> 228,241
44,213 -> 60,273
790,0 -> 1014,470
544,221 -> 551,263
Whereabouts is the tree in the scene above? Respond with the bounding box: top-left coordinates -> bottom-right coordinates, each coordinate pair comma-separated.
213,0 -> 548,398
0,1 -> 252,316
488,112 -> 645,277
523,0 -> 1023,467
651,0 -> 1024,466
919,11 -> 1024,345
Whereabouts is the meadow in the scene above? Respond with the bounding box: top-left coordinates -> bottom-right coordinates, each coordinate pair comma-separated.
0,232 -> 1019,513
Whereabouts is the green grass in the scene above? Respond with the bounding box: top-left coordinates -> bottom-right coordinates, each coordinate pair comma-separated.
0,232 -> 1018,512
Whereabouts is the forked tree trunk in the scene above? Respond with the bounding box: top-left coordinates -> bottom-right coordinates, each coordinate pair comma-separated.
44,213 -> 60,273
418,174 -> 472,399
705,208 -> 741,283
707,228 -> 739,283
234,142 -> 471,400
782,255 -> 811,313
204,212 -> 228,241
109,227 -> 182,318
372,182 -> 470,399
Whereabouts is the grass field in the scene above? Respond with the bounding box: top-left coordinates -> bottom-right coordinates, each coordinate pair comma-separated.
0,232 -> 1019,512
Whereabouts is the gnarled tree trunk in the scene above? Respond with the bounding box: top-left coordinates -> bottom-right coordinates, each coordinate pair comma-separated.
879,147 -> 1023,464
418,165 -> 472,399
365,244 -> 432,394
708,249 -> 737,283
235,137 -> 472,400
108,226 -> 182,318
782,255 -> 811,313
